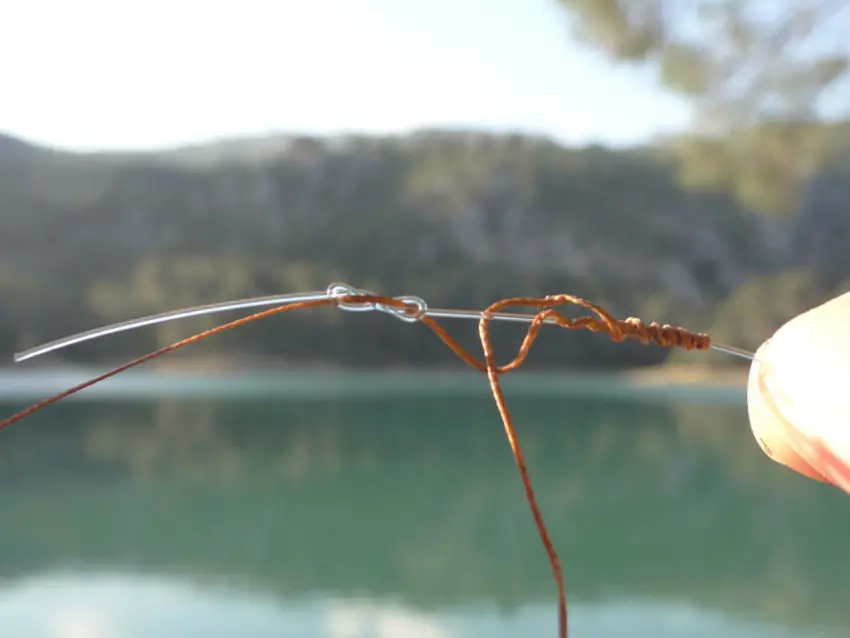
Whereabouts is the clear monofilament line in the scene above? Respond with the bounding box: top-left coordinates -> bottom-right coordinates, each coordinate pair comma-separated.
12,283 -> 756,363
14,291 -> 331,362
707,343 -> 756,361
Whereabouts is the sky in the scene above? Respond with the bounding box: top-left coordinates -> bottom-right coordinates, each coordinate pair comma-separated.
2,0 -> 692,152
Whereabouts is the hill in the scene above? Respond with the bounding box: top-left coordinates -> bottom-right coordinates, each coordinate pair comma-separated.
1,128 -> 848,369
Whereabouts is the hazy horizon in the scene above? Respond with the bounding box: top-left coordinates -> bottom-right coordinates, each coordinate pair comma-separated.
3,0 -> 691,153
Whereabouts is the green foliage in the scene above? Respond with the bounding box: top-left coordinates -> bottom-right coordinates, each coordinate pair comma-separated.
0,128 -> 847,369
706,270 -> 833,354
555,0 -> 850,214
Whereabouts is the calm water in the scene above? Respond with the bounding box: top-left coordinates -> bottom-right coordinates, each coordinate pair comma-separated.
0,372 -> 847,638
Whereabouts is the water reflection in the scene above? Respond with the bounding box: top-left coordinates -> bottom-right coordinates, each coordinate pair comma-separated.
0,388 -> 847,637
0,572 -> 826,638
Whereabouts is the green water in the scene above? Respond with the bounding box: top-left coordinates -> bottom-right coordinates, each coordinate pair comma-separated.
0,373 -> 846,638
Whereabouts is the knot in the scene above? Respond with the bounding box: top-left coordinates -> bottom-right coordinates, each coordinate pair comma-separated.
326,282 -> 377,312
618,317 -> 711,350
384,294 -> 428,323
326,282 -> 428,324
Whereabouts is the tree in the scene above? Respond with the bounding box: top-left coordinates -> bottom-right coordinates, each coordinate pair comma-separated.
555,0 -> 850,214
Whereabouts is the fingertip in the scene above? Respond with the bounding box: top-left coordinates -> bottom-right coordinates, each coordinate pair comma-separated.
746,340 -> 830,484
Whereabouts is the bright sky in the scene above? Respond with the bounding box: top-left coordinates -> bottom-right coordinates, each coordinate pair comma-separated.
2,0 -> 691,152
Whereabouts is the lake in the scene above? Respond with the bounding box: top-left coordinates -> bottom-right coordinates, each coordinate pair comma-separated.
0,371 -> 846,638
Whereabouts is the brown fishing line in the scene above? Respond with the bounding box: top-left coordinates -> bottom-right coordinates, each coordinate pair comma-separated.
0,291 -> 711,638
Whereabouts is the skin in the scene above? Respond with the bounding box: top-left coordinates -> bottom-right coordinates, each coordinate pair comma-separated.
747,292 -> 850,492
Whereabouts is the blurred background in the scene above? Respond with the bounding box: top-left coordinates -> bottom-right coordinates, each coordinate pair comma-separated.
1,1 -> 850,637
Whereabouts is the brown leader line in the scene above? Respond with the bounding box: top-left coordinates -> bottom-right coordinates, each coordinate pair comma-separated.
0,291 -> 713,638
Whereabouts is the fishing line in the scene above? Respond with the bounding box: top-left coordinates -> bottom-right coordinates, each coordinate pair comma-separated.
14,282 -> 755,363
0,281 -> 758,638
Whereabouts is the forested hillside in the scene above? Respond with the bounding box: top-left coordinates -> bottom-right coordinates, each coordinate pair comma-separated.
2,127 -> 849,369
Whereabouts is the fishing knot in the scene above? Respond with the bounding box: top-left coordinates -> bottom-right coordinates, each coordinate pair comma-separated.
531,300 -> 711,352
617,317 -> 711,350
326,282 -> 428,324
